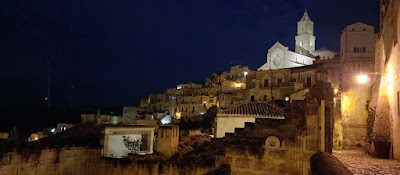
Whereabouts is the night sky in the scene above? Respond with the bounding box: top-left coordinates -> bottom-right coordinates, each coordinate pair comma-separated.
0,0 -> 379,133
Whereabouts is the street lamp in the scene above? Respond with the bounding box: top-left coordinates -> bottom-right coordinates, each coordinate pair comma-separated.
357,75 -> 369,84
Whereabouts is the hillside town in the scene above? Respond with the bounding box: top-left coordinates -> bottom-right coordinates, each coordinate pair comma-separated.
1,1 -> 400,175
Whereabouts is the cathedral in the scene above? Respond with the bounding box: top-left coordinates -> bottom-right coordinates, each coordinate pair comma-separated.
258,10 -> 336,71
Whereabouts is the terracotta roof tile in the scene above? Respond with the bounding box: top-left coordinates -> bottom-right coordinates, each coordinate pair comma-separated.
218,102 -> 284,118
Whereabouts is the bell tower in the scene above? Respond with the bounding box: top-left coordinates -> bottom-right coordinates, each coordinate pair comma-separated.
295,9 -> 316,56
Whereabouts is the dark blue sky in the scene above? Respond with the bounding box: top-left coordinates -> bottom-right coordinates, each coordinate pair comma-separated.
0,0 -> 379,109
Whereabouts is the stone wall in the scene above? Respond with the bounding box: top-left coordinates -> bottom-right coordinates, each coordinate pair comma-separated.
371,0 -> 400,160
215,137 -> 315,175
0,147 -> 213,175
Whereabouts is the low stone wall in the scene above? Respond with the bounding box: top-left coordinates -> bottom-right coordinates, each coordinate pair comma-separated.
310,152 -> 351,175
0,147 -> 213,175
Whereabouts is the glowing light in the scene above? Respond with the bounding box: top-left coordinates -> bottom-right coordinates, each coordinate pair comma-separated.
44,97 -> 48,101
175,112 -> 181,119
334,88 -> 339,94
235,83 -> 242,88
357,75 -> 369,84
285,97 -> 290,101
243,72 -> 248,76
177,86 -> 182,90
51,128 -> 56,133
200,112 -> 205,115
341,94 -> 354,113
160,115 -> 172,124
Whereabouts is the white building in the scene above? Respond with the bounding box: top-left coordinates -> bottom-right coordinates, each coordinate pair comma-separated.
258,10 -> 337,71
295,9 -> 316,55
312,47 -> 337,60
258,42 -> 316,70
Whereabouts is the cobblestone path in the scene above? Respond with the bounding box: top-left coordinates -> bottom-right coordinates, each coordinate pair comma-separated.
333,149 -> 400,175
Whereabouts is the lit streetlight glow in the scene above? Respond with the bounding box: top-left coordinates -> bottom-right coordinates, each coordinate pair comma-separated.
334,88 -> 339,94
235,83 -> 242,88
175,112 -> 181,119
357,75 -> 369,84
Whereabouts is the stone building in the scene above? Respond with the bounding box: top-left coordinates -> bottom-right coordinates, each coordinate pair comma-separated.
258,10 -> 317,71
56,123 -> 74,133
215,102 -> 284,138
340,22 -> 376,148
368,0 -> 400,160
248,59 -> 341,103
157,125 -> 179,159
295,9 -> 316,55
81,113 -> 122,125
135,65 -> 254,120
122,106 -> 146,124
0,132 -> 9,139
101,125 -> 156,158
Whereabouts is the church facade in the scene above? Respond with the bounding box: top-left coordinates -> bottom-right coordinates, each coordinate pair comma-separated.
258,10 -> 336,71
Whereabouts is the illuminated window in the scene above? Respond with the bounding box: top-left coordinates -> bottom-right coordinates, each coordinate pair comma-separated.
300,42 -> 303,46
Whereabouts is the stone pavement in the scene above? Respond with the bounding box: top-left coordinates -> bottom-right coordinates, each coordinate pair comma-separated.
333,149 -> 400,175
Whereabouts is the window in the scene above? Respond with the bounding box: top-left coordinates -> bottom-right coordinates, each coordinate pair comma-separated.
251,96 -> 255,101
307,77 -> 312,87
300,42 -> 303,46
277,79 -> 282,87
310,41 -> 312,46
192,106 -> 195,113
222,96 -> 225,101
185,107 -> 187,112
354,47 -> 367,53
263,95 -> 267,101
264,79 -> 269,88
252,79 -> 256,88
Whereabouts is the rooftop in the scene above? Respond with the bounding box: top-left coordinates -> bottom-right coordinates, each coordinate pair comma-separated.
217,102 -> 284,119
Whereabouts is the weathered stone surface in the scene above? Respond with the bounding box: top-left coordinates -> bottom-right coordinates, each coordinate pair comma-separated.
235,157 -> 251,169
333,149 -> 400,175
231,171 -> 256,175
